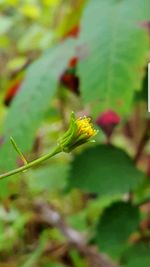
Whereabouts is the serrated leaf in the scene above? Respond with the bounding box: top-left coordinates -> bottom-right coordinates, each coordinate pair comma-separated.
0,39 -> 75,172
96,202 -> 140,256
78,0 -> 150,114
67,145 -> 143,195
0,40 -> 75,199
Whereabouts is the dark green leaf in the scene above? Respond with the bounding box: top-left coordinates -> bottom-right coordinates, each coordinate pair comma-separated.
96,202 -> 139,255
122,244 -> 150,267
67,145 -> 143,195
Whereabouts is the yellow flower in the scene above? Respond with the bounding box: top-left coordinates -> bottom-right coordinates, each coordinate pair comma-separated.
58,112 -> 98,152
76,117 -> 97,138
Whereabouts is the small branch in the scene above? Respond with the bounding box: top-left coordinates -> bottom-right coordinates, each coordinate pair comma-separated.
10,136 -> 28,165
0,146 -> 61,180
0,112 -> 98,180
34,200 -> 119,267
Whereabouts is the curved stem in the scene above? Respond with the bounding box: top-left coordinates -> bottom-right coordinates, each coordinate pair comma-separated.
0,146 -> 61,180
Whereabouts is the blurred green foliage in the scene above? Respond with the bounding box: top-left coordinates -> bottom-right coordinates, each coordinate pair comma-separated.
0,0 -> 150,266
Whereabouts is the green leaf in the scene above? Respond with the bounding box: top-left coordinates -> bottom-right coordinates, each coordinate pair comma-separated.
67,145 -> 143,195
7,56 -> 27,72
18,24 -> 53,51
96,202 -> 139,255
0,40 -> 75,199
69,249 -> 88,267
0,39 -> 75,172
0,16 -> 13,35
78,0 -> 149,114
122,245 -> 150,267
28,163 -> 69,193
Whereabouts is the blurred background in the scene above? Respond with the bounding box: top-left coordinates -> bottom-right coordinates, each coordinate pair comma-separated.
0,0 -> 150,266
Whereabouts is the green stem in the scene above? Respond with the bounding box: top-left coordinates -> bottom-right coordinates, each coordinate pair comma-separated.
0,146 -> 61,180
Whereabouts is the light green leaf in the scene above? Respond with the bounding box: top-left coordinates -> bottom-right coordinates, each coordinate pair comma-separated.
0,40 -> 75,199
78,0 -> 150,114
7,57 -> 27,71
0,39 -> 75,171
0,16 -> 13,35
28,163 -> 69,193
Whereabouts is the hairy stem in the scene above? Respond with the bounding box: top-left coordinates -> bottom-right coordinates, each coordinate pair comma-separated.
0,146 -> 61,180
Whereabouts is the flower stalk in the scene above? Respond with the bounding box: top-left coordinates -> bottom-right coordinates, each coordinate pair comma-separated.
0,146 -> 61,180
0,112 -> 98,180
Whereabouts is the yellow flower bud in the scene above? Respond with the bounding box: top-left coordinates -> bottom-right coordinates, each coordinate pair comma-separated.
58,112 -> 98,152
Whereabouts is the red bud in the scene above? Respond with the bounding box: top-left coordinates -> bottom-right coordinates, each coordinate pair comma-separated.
96,110 -> 120,137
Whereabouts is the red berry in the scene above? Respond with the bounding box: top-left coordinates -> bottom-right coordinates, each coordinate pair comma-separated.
96,110 -> 120,137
